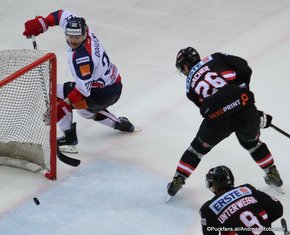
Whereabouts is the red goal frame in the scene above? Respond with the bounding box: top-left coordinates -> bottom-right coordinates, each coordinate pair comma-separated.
0,53 -> 57,180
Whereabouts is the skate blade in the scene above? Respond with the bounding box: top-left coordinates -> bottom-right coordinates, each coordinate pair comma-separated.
59,145 -> 78,154
166,195 -> 172,203
268,184 -> 285,194
133,127 -> 142,132
273,186 -> 285,194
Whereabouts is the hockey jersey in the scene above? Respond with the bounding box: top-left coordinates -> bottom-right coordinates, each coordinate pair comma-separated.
186,53 -> 252,106
185,53 -> 254,121
199,184 -> 283,234
46,9 -> 120,98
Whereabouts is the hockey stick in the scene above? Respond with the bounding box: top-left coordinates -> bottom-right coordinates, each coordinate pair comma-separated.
31,36 -> 81,167
57,144 -> 81,167
270,124 -> 290,139
31,35 -> 38,50
281,218 -> 289,235
31,36 -> 50,113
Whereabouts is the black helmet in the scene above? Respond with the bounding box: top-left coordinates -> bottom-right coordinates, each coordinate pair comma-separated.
206,165 -> 234,193
65,17 -> 87,36
175,47 -> 200,75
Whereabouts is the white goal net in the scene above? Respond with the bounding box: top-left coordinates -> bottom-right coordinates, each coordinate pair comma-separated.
0,49 -> 57,179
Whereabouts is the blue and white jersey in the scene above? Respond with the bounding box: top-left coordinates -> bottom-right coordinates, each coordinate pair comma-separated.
49,9 -> 120,97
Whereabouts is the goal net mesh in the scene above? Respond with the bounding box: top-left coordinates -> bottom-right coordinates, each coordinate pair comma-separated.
0,49 -> 55,177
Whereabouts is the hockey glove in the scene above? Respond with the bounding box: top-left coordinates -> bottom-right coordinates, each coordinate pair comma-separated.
57,99 -> 72,122
67,88 -> 87,109
23,16 -> 48,37
258,111 -> 272,129
57,88 -> 85,122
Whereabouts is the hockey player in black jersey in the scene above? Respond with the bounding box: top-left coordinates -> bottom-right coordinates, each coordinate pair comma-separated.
167,47 -> 283,197
199,165 -> 283,234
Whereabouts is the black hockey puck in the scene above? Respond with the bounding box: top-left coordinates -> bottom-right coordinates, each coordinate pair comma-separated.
33,197 -> 40,205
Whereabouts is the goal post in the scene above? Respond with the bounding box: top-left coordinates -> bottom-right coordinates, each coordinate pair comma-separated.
0,49 -> 57,180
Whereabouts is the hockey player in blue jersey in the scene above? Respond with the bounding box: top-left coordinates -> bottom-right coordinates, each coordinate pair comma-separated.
23,10 -> 134,153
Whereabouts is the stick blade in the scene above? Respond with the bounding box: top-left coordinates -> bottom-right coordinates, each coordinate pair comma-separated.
57,145 -> 81,167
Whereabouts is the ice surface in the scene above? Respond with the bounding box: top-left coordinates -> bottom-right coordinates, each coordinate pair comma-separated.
0,0 -> 289,234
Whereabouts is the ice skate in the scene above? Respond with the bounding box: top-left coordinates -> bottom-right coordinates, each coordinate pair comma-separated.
114,117 -> 134,132
167,175 -> 186,201
58,122 -> 78,154
264,165 -> 283,188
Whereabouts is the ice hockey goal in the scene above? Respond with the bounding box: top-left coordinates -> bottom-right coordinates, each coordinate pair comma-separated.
0,49 -> 57,180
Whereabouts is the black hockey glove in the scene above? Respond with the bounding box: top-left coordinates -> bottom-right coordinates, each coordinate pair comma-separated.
258,111 -> 272,129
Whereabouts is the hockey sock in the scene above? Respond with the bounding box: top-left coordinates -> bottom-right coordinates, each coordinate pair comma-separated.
94,109 -> 119,128
249,142 -> 274,170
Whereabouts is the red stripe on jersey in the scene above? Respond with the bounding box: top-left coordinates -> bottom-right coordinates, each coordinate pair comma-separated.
259,210 -> 268,220
46,10 -> 63,26
92,81 -> 105,88
57,10 -> 63,24
111,65 -> 117,79
115,75 -> 121,83
221,70 -> 236,81
109,64 -> 121,83
84,31 -> 92,56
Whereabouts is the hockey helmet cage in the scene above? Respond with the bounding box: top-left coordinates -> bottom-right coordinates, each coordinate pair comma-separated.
206,165 -> 234,192
175,47 -> 200,75
65,17 -> 87,36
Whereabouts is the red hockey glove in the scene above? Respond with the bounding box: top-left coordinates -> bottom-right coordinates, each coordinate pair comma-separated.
258,111 -> 272,129
23,16 -> 48,37
57,99 -> 72,122
67,88 -> 88,109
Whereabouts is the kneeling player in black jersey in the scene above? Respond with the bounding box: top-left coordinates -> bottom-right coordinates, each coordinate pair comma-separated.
200,165 -> 283,234
167,47 -> 283,198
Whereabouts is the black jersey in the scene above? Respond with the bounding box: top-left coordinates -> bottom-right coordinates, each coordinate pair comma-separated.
185,53 -> 254,121
186,53 -> 252,107
199,184 -> 283,234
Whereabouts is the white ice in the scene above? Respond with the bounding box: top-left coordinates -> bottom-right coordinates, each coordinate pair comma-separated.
0,0 -> 290,234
